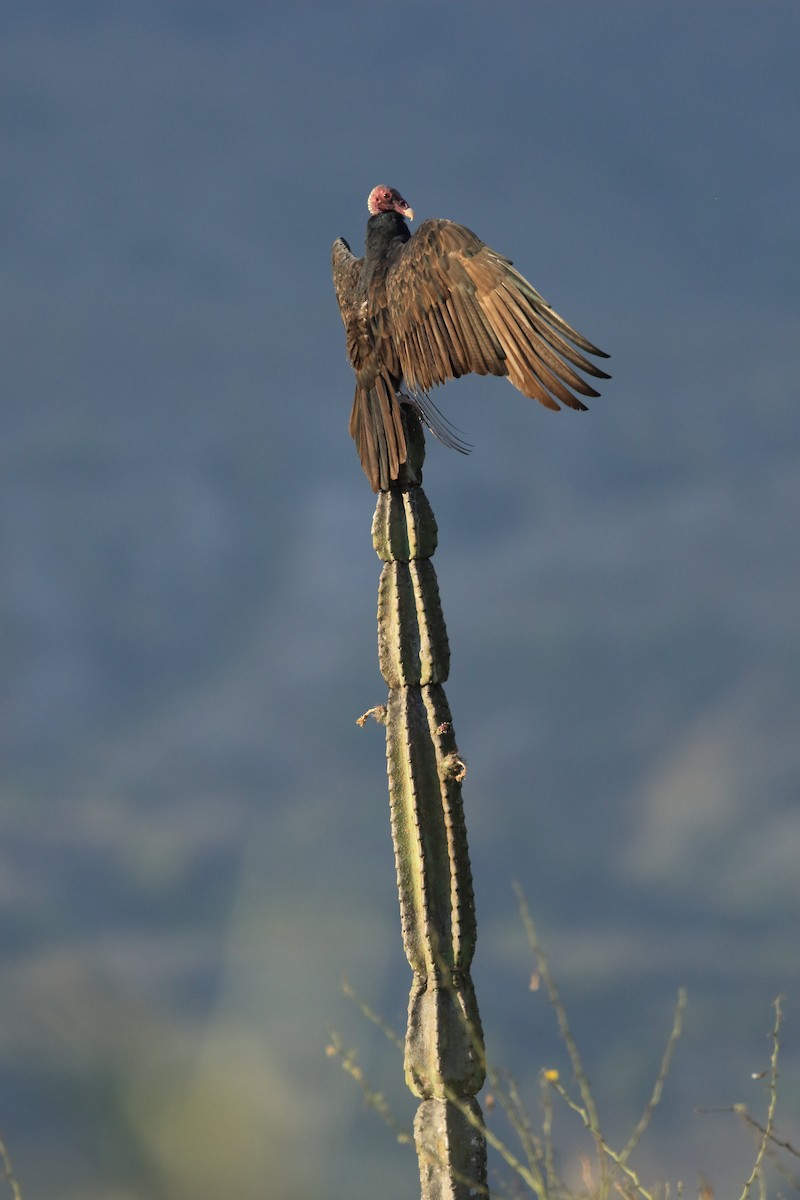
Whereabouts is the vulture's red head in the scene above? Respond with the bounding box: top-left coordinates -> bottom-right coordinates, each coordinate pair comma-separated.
367,185 -> 414,221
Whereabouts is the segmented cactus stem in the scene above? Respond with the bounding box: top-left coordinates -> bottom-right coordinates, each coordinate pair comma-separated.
369,409 -> 488,1199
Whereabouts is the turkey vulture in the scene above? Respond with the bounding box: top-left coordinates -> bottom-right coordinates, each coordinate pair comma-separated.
332,185 -> 609,491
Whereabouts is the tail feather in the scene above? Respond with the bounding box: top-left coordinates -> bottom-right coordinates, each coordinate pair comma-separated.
349,374 -> 407,491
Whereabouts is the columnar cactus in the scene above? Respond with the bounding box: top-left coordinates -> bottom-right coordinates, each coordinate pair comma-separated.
367,409 -> 488,1199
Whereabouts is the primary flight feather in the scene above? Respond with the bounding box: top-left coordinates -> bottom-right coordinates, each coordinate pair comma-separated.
332,185 -> 609,491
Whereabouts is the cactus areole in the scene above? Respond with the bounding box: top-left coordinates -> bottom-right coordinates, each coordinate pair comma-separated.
332,185 -> 609,491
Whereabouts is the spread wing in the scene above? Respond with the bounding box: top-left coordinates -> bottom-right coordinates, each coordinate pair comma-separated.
384,219 -> 609,411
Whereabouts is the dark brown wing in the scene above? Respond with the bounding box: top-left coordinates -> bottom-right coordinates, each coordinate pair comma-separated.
331,237 -> 365,367
384,219 -> 609,411
332,236 -> 362,312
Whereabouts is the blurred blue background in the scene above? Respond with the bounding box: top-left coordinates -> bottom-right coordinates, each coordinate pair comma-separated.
1,2 -> 799,1197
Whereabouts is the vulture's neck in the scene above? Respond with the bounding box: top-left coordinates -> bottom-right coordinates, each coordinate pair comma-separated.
364,211 -> 410,269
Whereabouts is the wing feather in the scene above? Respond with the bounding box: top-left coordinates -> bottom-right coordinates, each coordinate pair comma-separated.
385,219 -> 608,413
426,306 -> 457,379
512,268 -> 607,356
481,291 -> 561,410
447,286 -> 501,375
497,285 -> 596,405
331,237 -> 362,321
438,298 -> 469,374
524,307 -> 609,380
